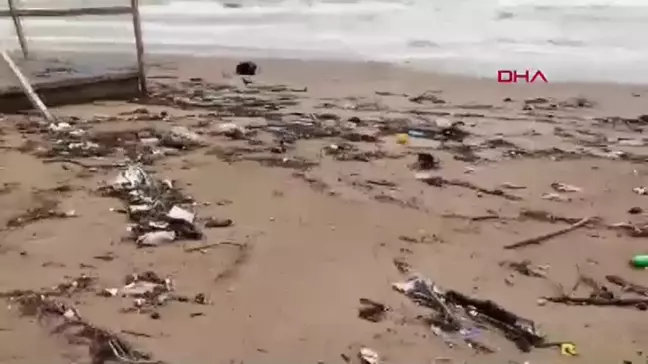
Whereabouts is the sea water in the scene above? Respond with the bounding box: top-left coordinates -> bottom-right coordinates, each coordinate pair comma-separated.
1,0 -> 648,83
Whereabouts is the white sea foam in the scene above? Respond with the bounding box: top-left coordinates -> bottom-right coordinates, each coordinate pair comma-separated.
1,0 -> 648,83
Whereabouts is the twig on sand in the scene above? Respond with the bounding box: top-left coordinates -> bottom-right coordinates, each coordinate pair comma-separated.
42,158 -> 117,169
419,175 -> 522,201
606,275 -> 648,297
544,295 -> 648,307
504,216 -> 594,250
184,241 -> 245,252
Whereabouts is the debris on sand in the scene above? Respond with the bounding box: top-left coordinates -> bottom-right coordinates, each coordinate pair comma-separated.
235,61 -> 258,76
0,274 -> 96,299
544,270 -> 648,310
609,221 -> 648,237
359,347 -> 380,364
394,276 -> 546,352
358,298 -> 387,323
541,192 -> 572,202
13,295 -> 160,364
416,173 -> 522,201
6,195 -> 77,228
99,164 -> 202,245
105,271 -> 183,312
606,275 -> 648,297
499,260 -> 548,278
148,80 -> 299,117
1,275 -> 163,364
504,217 -> 594,250
204,217 -> 234,228
632,186 -> 648,196
406,121 -> 469,143
0,182 -> 19,195
628,206 -> 643,214
409,91 -> 445,104
550,182 -> 582,193
412,152 -> 440,170
243,155 -> 319,170
518,209 -> 583,224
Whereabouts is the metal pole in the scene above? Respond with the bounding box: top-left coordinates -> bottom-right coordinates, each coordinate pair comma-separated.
130,0 -> 147,96
8,0 -> 29,58
1,51 -> 54,122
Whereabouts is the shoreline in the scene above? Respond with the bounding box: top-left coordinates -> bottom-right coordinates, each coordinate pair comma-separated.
8,47 -> 648,87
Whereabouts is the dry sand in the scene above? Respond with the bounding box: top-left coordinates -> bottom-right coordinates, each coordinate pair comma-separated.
1,55 -> 648,364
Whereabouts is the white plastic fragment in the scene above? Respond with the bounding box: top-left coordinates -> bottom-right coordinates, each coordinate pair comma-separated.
633,187 -> 648,195
136,230 -> 176,247
167,205 -> 195,224
111,164 -> 155,192
551,182 -> 582,193
121,281 -> 160,297
359,347 -> 379,364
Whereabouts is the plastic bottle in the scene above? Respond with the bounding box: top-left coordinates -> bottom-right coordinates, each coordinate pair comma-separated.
630,255 -> 648,268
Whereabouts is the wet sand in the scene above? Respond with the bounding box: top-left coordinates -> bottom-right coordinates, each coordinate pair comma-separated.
1,55 -> 648,364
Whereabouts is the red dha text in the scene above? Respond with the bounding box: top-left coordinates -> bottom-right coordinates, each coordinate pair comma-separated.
497,70 -> 548,84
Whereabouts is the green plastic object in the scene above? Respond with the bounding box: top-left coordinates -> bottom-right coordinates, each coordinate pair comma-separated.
631,255 -> 648,268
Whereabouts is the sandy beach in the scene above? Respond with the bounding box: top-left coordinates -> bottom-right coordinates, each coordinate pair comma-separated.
1,55 -> 648,364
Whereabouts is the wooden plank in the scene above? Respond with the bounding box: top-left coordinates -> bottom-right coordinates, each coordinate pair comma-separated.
1,51 -> 54,122
0,6 -> 132,17
130,0 -> 147,96
8,0 -> 29,58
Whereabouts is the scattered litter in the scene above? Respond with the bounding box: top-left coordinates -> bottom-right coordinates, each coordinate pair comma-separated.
1,276 -> 160,364
393,275 -> 546,352
216,122 -> 247,139
541,193 -> 571,202
606,275 -> 648,296
184,241 -> 246,253
544,268 -> 648,309
167,205 -> 195,224
358,298 -> 387,323
415,152 -> 439,170
137,230 -> 177,247
409,91 -> 445,104
630,255 -> 648,269
6,196 -> 77,228
161,126 -> 205,149
501,182 -> 526,190
628,207 -> 643,214
504,217 -> 594,250
204,217 -> 234,228
396,133 -> 408,144
560,342 -> 578,356
359,347 -> 380,364
609,222 -> 648,237
633,187 -> 648,196
417,173 -> 522,201
236,61 -> 258,76
393,257 -> 411,273
500,260 -> 548,278
100,164 -> 203,245
551,182 -> 582,193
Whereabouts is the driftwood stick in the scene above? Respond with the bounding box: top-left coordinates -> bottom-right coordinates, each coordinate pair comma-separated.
1,51 -> 54,122
8,0 -> 29,58
504,216 -> 593,250
184,241 -> 244,252
41,158 -> 117,169
606,275 -> 648,297
545,295 -> 648,307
